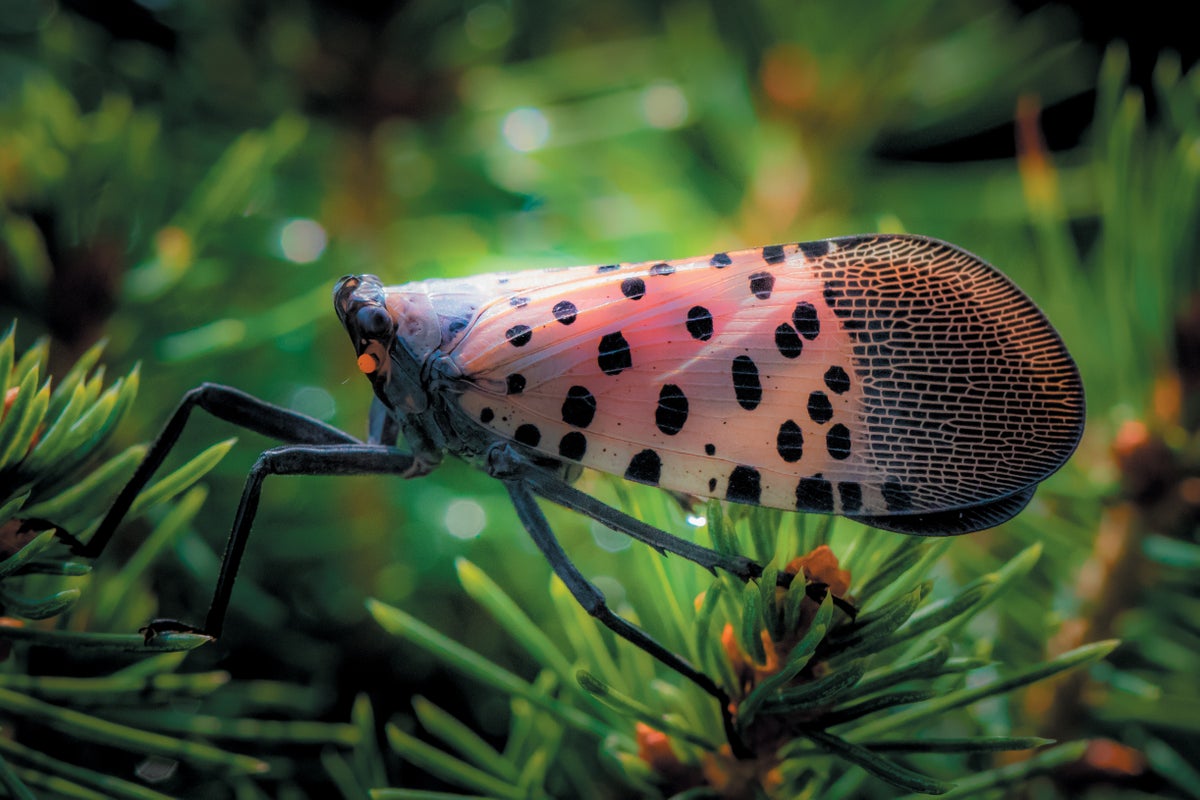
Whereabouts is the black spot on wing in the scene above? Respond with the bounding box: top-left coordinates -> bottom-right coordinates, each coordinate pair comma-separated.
796,475 -> 834,512
710,252 -> 732,268
621,277 -> 646,300
655,384 -> 689,435
506,374 -> 526,395
762,244 -> 785,264
687,306 -> 714,341
561,386 -> 597,428
824,365 -> 850,394
749,271 -> 776,300
775,323 -> 803,359
726,466 -> 762,505
625,449 -> 662,485
732,355 -> 762,410
506,324 -> 532,347
558,431 -> 587,460
827,423 -> 852,460
838,481 -> 863,512
598,332 -> 632,375
792,302 -> 820,340
552,300 -> 578,325
776,419 -> 804,463
514,424 -> 541,447
650,261 -> 675,276
808,391 -> 833,424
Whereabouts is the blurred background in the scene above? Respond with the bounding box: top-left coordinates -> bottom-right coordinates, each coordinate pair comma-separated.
2,0 -> 1199,797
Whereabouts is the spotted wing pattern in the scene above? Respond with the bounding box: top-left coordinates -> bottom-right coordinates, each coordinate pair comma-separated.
438,235 -> 1083,534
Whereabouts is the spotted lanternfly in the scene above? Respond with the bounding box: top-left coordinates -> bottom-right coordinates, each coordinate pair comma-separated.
86,234 -> 1083,750
344,233 -> 1082,532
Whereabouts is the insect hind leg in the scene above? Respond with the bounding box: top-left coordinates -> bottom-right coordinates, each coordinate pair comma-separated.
487,445 -> 764,582
502,478 -> 750,757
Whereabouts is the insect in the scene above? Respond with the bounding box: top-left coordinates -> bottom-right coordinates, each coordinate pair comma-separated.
83,234 -> 1083,749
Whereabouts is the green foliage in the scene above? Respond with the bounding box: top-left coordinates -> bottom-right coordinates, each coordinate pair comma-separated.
0,326 -> 230,633
0,330 -> 392,796
995,45 -> 1200,799
1,2 -> 1197,798
371,502 -> 1117,797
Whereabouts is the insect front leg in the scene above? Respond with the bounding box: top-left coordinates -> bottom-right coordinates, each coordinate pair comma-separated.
501,478 -> 751,758
80,383 -> 362,559
78,383 -> 421,641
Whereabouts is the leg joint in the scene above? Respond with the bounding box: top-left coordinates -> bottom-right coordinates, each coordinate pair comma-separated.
484,443 -> 526,480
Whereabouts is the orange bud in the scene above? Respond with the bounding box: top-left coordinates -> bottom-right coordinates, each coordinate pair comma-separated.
721,623 -> 744,671
1083,738 -> 1145,776
788,544 -> 851,596
635,722 -> 675,768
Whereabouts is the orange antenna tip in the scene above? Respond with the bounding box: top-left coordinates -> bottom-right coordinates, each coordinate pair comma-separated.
357,353 -> 379,373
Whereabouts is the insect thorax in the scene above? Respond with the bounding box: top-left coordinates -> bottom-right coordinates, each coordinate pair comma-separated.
368,280 -> 505,466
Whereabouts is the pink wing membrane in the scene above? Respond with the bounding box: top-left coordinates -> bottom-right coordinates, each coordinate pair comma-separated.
411,236 -> 1083,527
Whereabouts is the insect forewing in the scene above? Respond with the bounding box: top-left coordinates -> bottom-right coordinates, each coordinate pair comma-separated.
403,235 -> 1083,535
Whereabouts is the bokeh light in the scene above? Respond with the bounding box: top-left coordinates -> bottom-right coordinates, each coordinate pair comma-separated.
289,385 -> 337,421
278,218 -> 327,263
502,107 -> 550,152
444,498 -> 487,539
590,519 -> 633,552
641,82 -> 688,129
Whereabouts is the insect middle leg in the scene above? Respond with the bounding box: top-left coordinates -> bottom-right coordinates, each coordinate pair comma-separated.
78,384 -> 417,639
173,443 -> 416,639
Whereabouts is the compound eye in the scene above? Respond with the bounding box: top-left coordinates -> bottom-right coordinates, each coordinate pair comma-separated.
356,305 -> 394,340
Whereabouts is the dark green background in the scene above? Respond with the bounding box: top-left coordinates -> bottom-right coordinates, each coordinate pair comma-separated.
2,1 -> 1197,796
